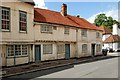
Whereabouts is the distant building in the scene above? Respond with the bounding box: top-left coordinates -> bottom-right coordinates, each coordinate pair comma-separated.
101,24 -> 120,51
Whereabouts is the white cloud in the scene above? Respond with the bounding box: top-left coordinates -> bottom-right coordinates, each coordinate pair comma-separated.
33,0 -> 48,9
87,10 -> 118,23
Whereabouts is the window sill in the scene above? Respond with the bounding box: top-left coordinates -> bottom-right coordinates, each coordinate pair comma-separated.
81,36 -> 87,37
41,32 -> 53,34
19,31 -> 27,33
2,29 -> 10,32
64,33 -> 69,35
96,37 -> 101,39
6,55 -> 28,58
43,53 -> 52,54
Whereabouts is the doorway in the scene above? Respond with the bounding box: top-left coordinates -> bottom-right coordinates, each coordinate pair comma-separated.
35,45 -> 41,62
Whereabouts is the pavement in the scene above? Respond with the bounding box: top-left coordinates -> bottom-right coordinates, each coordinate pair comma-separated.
2,52 -> 120,79
107,52 -> 120,56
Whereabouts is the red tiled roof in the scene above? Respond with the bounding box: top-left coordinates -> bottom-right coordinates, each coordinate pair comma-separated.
98,26 -> 112,34
67,15 -> 101,31
104,35 -> 120,43
34,8 -> 101,31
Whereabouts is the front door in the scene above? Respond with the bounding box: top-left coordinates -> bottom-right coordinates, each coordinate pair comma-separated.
65,44 -> 70,59
91,44 -> 95,57
35,45 -> 41,62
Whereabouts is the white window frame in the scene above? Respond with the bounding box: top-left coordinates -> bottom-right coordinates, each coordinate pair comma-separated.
64,27 -> 69,34
21,45 -> 28,55
41,25 -> 52,33
96,32 -> 100,38
15,45 -> 21,56
1,7 -> 10,31
7,45 -> 14,57
81,29 -> 87,37
19,11 -> 27,32
7,45 -> 28,57
43,44 -> 52,54
82,44 -> 87,53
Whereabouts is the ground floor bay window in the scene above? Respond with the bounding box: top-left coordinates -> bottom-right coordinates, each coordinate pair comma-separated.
6,45 -> 29,66
7,45 -> 28,57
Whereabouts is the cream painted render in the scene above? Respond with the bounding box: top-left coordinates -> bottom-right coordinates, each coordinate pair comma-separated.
0,1 -> 103,66
0,1 -> 34,66
76,29 -> 102,58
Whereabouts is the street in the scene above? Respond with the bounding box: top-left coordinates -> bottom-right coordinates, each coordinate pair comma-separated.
35,53 -> 118,78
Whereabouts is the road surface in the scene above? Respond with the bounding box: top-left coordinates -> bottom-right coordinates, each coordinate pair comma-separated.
36,56 -> 118,78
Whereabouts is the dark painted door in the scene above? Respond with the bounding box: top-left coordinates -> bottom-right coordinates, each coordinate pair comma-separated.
35,45 -> 41,62
65,44 -> 70,59
91,44 -> 95,57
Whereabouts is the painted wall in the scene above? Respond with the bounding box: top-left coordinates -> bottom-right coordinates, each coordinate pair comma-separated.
34,24 -> 76,42
77,29 -> 102,57
0,0 -> 34,66
102,34 -> 111,41
112,24 -> 118,35
33,42 -> 76,61
113,43 -> 118,51
1,1 -> 34,42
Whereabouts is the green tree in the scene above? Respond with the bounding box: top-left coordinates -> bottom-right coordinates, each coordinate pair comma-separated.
94,13 -> 120,29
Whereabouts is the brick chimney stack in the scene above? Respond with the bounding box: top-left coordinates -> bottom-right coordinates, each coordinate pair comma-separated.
61,3 -> 67,16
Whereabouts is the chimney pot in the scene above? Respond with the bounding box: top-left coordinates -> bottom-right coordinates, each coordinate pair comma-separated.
61,3 -> 67,16
77,15 -> 80,18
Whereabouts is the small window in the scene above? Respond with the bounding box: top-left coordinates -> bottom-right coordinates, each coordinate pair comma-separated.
41,25 -> 52,33
82,44 -> 87,53
118,43 -> 120,48
96,32 -> 100,38
57,44 -> 65,54
19,11 -> 27,32
7,45 -> 14,57
96,44 -> 101,52
53,26 -> 57,30
1,7 -> 10,31
81,29 -> 87,37
43,44 -> 52,54
64,27 -> 69,34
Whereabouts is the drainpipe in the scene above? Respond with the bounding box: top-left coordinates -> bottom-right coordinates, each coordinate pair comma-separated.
76,28 -> 79,58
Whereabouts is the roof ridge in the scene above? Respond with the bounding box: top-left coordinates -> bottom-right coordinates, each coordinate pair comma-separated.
35,8 -> 62,14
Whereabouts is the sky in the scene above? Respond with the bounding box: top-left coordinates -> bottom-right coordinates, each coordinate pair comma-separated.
33,0 -> 119,23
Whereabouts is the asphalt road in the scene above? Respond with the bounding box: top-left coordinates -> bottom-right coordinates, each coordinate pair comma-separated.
36,56 -> 118,78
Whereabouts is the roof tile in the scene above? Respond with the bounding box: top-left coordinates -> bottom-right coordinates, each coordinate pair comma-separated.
104,35 -> 120,43
34,8 -> 101,31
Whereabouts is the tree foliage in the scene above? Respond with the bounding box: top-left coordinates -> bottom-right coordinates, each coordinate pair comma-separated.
94,14 -> 120,29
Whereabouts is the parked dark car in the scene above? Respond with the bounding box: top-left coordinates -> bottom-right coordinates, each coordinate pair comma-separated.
108,48 -> 114,52
102,49 -> 108,56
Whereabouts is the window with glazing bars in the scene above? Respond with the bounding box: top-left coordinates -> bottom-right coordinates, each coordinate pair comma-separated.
19,11 -> 27,32
1,7 -> 10,30
41,25 -> 52,33
7,45 -> 28,57
81,29 -> 87,37
82,44 -> 87,53
64,27 -> 69,34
